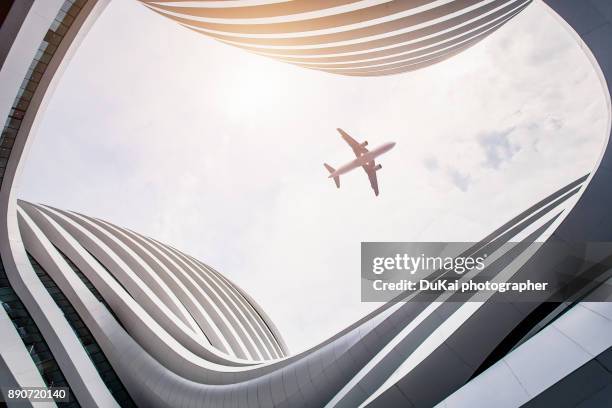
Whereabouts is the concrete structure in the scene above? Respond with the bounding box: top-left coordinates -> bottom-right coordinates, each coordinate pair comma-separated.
0,0 -> 611,407
139,0 -> 532,76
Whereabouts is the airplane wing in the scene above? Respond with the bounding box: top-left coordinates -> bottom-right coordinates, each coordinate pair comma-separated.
365,165 -> 379,196
337,128 -> 368,157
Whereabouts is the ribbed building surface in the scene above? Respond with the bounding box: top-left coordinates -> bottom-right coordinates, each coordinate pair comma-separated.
18,201 -> 287,363
139,0 -> 532,76
1,0 -> 612,407
6,176 -> 612,407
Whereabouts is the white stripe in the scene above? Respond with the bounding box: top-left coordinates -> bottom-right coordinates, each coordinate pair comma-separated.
149,235 -> 265,360
89,217 -> 237,356
325,302 -> 440,408
198,0 -> 504,52
146,0 -> 397,25
139,234 -> 266,360
157,241 -> 277,359
280,3 -> 525,67
171,0 -> 464,39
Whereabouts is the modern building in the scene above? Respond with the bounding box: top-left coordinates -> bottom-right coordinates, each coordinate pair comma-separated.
139,0 -> 532,76
0,1 -> 611,407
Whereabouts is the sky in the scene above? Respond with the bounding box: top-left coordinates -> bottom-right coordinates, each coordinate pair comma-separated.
19,0 -> 608,353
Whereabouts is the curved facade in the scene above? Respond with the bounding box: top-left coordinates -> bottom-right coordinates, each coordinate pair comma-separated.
139,0 -> 532,76
6,179 -> 604,408
0,0 -> 611,407
18,201 -> 287,362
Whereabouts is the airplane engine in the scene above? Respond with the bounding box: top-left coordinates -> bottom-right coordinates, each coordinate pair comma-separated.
375,164 -> 382,171
361,141 -> 368,147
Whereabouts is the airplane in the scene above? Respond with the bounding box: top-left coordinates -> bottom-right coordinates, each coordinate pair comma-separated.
324,128 -> 395,196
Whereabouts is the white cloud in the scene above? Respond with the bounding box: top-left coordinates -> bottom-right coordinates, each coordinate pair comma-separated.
446,167 -> 472,191
478,127 -> 519,169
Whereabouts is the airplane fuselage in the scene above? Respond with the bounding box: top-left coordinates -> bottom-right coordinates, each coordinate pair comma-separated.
328,142 -> 395,178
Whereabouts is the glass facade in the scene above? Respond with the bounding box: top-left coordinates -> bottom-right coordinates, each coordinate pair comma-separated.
28,252 -> 136,407
0,3 -> 91,406
0,0 -> 86,184
0,255 -> 80,407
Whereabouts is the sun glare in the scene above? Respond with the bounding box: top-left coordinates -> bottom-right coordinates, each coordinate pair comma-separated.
221,55 -> 295,120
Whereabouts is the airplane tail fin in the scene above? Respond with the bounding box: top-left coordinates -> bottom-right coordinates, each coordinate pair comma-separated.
324,163 -> 340,188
